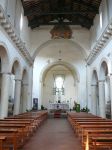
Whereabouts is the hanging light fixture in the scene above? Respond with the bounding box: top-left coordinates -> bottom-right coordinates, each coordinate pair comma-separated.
58,50 -> 62,61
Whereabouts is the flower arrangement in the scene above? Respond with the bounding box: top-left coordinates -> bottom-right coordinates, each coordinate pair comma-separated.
81,106 -> 90,113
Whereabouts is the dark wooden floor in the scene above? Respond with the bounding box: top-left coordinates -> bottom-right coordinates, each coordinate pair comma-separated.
22,118 -> 82,150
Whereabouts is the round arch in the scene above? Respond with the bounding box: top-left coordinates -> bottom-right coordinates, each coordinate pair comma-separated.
99,59 -> 109,79
10,59 -> 22,115
38,61 -> 80,109
22,68 -> 28,84
0,42 -> 10,118
10,58 -> 22,79
0,42 -> 10,72
40,61 -> 80,84
99,60 -> 110,118
91,69 -> 98,84
91,69 -> 99,115
32,39 -> 87,60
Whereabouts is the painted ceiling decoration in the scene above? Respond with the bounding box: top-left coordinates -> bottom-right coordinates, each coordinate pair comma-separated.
21,0 -> 102,29
50,24 -> 72,39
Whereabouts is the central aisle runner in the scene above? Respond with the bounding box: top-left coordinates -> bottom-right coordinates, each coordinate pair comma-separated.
22,118 -> 82,150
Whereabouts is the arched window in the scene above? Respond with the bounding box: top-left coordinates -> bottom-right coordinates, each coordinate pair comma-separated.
55,76 -> 63,89
53,75 -> 65,97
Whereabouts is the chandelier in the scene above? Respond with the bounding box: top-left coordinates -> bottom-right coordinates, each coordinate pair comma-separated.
50,24 -> 72,39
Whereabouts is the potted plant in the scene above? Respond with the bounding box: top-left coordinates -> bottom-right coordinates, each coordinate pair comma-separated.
81,106 -> 89,113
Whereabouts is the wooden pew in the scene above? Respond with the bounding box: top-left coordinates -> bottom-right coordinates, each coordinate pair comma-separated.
75,121 -> 112,136
0,128 -> 18,150
0,123 -> 27,144
0,111 -> 48,150
82,128 -> 112,150
0,136 -> 6,150
0,120 -> 33,136
90,134 -> 112,150
67,112 -> 112,150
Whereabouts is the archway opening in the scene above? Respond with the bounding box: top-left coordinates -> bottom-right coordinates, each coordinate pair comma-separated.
41,64 -> 78,110
0,58 -> 2,111
99,61 -> 110,118
91,70 -> 99,115
20,69 -> 28,113
0,45 -> 9,118
9,60 -> 21,116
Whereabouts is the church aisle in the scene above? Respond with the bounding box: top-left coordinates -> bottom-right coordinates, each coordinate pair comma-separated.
22,118 -> 82,150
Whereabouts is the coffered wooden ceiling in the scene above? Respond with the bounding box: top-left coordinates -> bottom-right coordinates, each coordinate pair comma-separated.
21,0 -> 102,29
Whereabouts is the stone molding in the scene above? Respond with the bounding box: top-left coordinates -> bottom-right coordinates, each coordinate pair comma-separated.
98,80 -> 105,83
15,79 -> 22,82
91,84 -> 98,86
0,5 -> 33,66
87,21 -> 112,65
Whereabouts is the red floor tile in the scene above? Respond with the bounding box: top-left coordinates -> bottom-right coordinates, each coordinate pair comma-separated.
22,118 -> 82,150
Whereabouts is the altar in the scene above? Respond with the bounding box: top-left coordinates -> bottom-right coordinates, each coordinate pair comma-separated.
49,103 -> 69,111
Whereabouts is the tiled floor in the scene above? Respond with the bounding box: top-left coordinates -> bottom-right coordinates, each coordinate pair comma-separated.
22,118 -> 82,150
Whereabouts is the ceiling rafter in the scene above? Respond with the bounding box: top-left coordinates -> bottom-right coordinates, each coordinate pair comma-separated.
27,10 -> 98,17
74,0 -> 99,12
22,0 -> 102,29
29,14 -> 93,29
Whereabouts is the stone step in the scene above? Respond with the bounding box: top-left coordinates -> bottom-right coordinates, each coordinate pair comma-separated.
48,113 -> 67,118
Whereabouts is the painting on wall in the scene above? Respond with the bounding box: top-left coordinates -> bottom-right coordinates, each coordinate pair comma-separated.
50,25 -> 72,39
33,98 -> 38,110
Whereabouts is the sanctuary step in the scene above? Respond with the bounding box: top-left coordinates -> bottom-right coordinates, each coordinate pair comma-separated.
48,111 -> 67,118
54,112 -> 61,118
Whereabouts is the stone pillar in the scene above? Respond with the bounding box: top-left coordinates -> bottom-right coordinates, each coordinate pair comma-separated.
13,79 -> 21,115
98,80 -> 105,118
22,83 -> 28,112
0,73 -> 10,118
109,74 -> 112,119
91,84 -> 97,115
86,64 -> 89,108
27,66 -> 33,110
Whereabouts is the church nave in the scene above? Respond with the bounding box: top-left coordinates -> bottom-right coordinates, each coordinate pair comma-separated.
22,118 -> 82,150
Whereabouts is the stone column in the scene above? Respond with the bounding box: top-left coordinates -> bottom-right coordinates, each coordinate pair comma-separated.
13,79 -> 21,115
98,80 -> 105,118
0,73 -> 10,118
109,74 -> 112,119
22,83 -> 28,112
91,84 -> 97,115
27,66 -> 33,110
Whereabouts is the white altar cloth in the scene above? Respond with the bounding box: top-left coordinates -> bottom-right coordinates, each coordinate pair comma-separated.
49,103 -> 69,110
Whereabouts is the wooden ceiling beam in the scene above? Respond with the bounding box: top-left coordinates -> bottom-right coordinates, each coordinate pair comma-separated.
24,10 -> 97,16
28,17 -> 92,29
22,0 -> 101,29
74,0 -> 99,13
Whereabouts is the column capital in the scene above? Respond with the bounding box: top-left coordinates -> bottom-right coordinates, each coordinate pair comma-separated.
98,80 -> 105,83
91,84 -> 97,86
22,83 -> 29,86
0,72 -> 11,75
15,79 -> 22,82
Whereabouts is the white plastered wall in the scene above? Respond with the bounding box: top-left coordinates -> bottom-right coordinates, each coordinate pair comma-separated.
42,65 -> 76,109
0,0 -> 7,10
0,0 -> 31,52
87,38 -> 112,113
0,24 -> 33,116
31,27 -> 90,57
32,39 -> 87,110
90,0 -> 112,49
